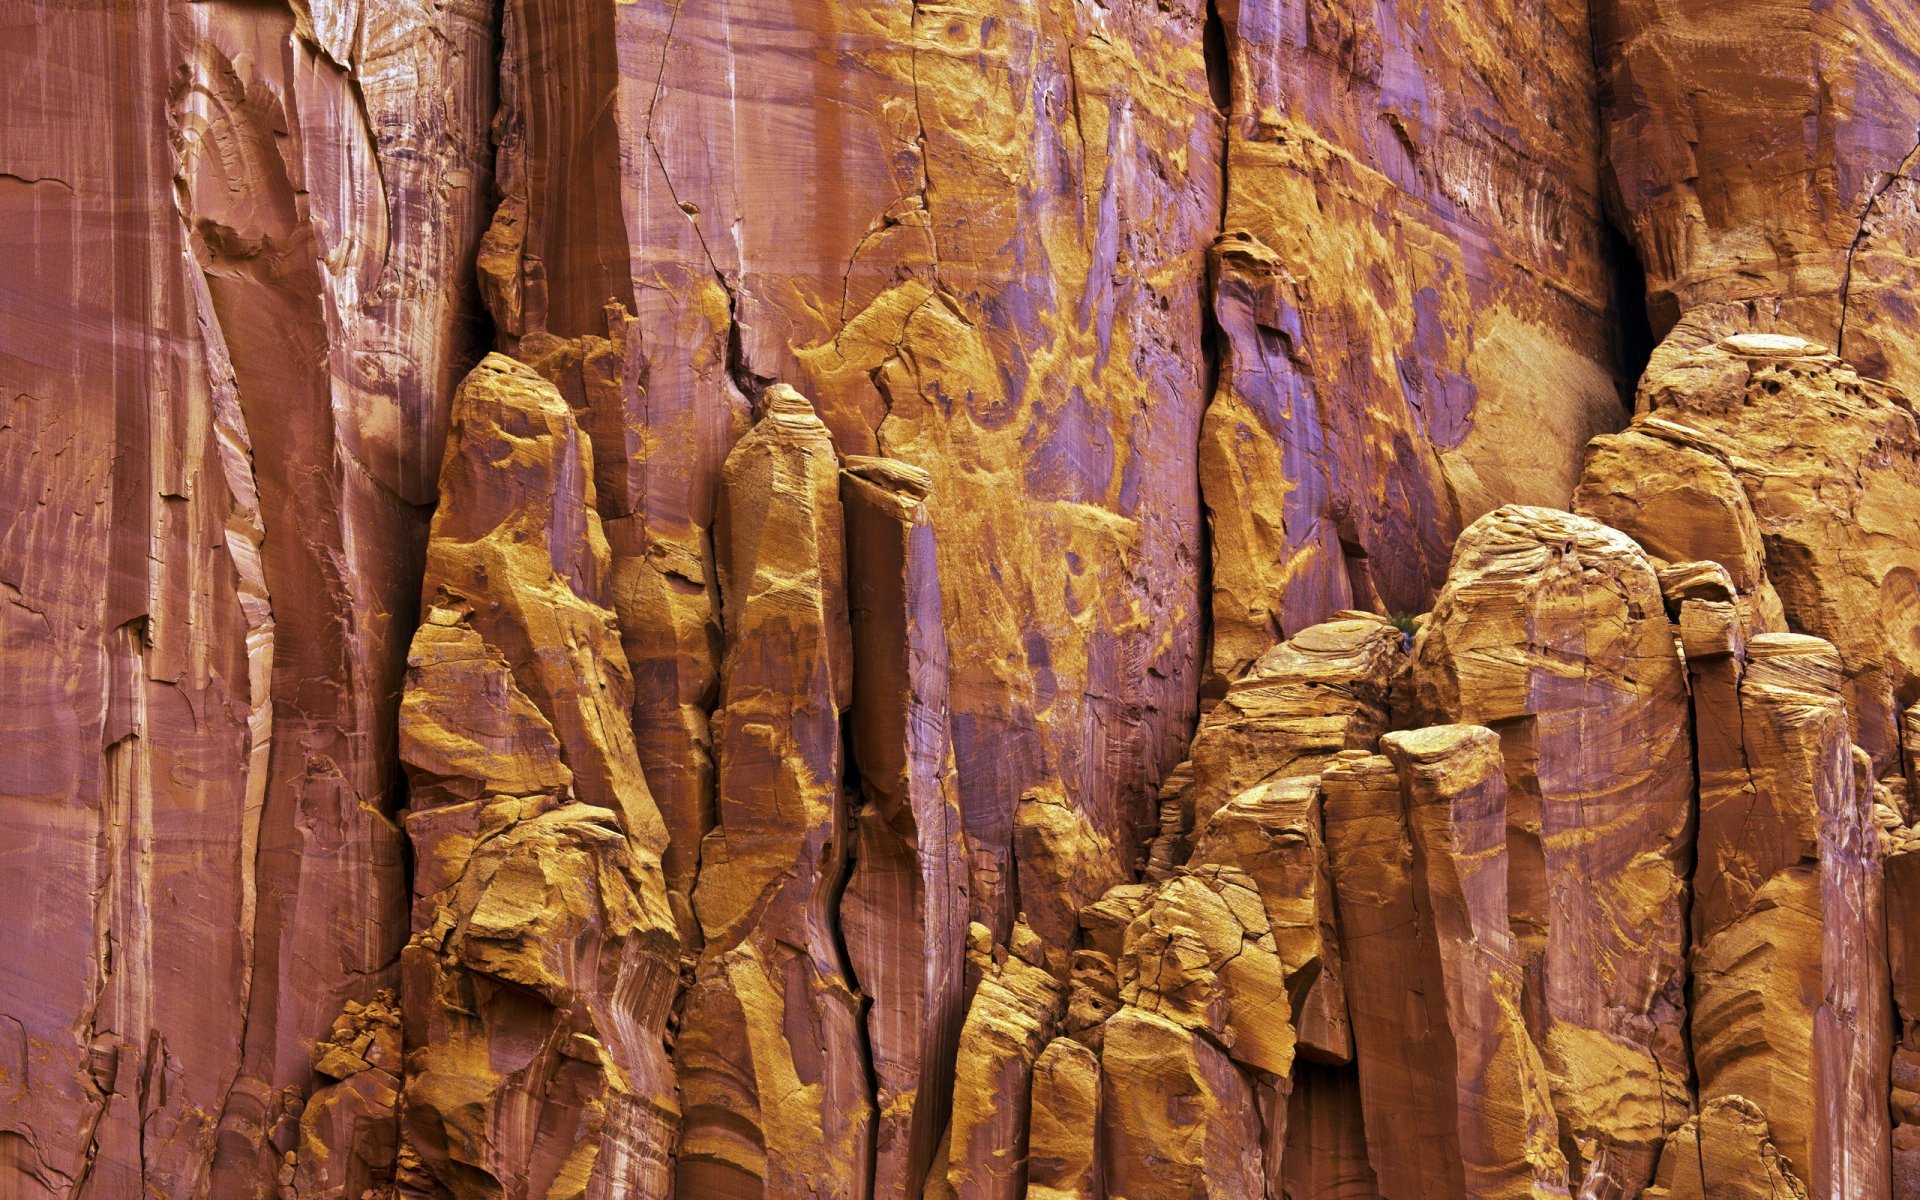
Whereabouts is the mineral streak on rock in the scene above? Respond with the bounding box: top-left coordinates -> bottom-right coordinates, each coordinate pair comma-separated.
1382,725 -> 1571,1200
523,302 -> 747,947
676,384 -> 871,1198
1410,505 -> 1694,1194
2,1 -> 495,1187
1200,0 -> 1631,686
396,354 -> 681,1197
17,0 -> 1920,1194
481,0 -> 1223,951
840,453 -> 970,1200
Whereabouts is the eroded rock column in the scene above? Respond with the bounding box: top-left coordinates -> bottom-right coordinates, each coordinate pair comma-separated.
675,385 -> 871,1198
1410,505 -> 1693,1195
397,354 -> 681,1196
840,455 -> 970,1199
1381,725 -> 1569,1200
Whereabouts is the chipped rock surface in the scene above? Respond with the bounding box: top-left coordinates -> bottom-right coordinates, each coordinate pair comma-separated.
9,0 -> 1920,1196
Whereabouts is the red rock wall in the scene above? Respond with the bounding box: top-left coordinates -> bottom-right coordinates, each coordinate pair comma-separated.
1,2 -> 493,1192
6,0 -> 1920,1197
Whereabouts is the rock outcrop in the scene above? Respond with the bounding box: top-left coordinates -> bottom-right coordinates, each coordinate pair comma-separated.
1411,505 -> 1694,1195
10,0 -> 1920,1196
397,354 -> 681,1196
674,385 -> 871,1198
841,453 -> 970,1199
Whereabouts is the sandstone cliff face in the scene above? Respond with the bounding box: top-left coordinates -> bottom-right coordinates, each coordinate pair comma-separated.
2,3 -> 493,1193
7,0 -> 1920,1197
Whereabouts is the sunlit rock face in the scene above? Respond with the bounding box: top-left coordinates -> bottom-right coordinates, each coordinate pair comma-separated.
6,0 -> 1920,1197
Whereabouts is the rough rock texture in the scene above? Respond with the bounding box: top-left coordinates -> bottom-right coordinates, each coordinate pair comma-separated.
13,0 -> 1920,1196
396,355 -> 681,1196
1577,334 -> 1920,767
841,455 -> 970,1199
0,3 -> 493,1191
1667,635 -> 1891,1199
1382,725 -> 1570,1200
674,384 -> 872,1198
1593,0 -> 1920,390
1099,1007 -> 1264,1199
1025,1037 -> 1102,1200
1322,750 -> 1465,1198
480,0 -> 1222,955
1200,0 -> 1632,685
1411,505 -> 1693,1195
941,922 -> 1064,1200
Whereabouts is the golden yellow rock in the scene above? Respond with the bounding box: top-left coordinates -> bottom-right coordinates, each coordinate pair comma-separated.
1013,785 -> 1126,975
396,353 -> 681,1198
1679,634 -> 1892,1199
943,921 -> 1066,1200
1100,1007 -> 1265,1199
1587,335 -> 1920,769
1643,1097 -> 1812,1200
1118,869 -> 1295,1078
676,383 -> 871,1199
1191,776 -> 1350,1062
1024,1037 -> 1102,1200
1184,616 -> 1405,833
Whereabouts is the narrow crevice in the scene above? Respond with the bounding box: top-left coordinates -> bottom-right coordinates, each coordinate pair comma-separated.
1192,0 -> 1232,707
831,720 -> 883,1197
1603,220 -> 1655,404
1837,127 -> 1920,361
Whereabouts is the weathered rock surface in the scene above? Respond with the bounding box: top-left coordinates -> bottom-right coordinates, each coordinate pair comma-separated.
1579,334 -> 1920,768
1201,0 -> 1632,684
1382,725 -> 1570,1200
0,3 -> 494,1191
1100,1007 -> 1265,1199
674,384 -> 873,1198
941,922 -> 1065,1200
396,354 -> 681,1197
1411,505 -> 1694,1195
12,0 -> 1920,1196
1025,1037 -> 1102,1200
1322,750 -> 1465,1198
1593,0 -> 1920,391
1669,634 -> 1891,1199
841,455 -> 971,1200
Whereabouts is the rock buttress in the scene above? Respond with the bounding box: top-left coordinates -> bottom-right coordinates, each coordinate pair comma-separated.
397,354 -> 681,1196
